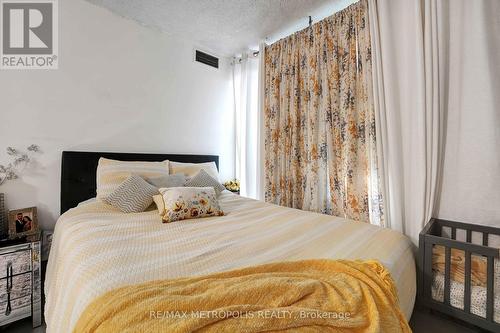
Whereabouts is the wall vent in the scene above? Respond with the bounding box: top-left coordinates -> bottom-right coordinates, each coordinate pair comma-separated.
195,50 -> 219,69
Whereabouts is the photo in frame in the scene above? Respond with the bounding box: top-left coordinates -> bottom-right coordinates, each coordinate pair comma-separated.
8,207 -> 39,238
42,230 -> 54,261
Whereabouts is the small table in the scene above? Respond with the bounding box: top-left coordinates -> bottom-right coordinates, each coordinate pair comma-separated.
0,233 -> 42,328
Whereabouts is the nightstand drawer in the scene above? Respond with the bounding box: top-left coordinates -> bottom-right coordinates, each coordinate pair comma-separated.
0,250 -> 31,278
0,295 -> 31,325
0,272 -> 31,302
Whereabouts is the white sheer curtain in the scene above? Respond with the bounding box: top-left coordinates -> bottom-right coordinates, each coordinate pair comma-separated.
256,42 -> 266,200
435,1 -> 500,228
369,0 -> 500,244
369,0 -> 443,244
232,48 -> 262,199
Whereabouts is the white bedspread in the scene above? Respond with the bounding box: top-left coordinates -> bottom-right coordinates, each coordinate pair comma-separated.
45,191 -> 416,332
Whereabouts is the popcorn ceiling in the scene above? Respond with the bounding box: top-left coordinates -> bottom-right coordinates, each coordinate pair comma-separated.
86,0 -> 331,56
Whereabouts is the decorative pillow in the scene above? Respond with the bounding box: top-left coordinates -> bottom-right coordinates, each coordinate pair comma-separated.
169,161 -> 219,181
152,194 -> 166,216
96,158 -> 169,198
184,169 -> 225,196
148,174 -> 186,188
102,175 -> 159,213
155,187 -> 224,223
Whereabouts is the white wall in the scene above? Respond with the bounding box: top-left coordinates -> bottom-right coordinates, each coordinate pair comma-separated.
0,0 -> 235,230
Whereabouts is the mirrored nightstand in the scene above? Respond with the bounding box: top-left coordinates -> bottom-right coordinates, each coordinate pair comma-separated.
0,233 -> 41,328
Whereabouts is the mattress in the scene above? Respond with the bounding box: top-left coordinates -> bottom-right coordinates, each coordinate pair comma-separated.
432,263 -> 500,322
45,191 -> 416,333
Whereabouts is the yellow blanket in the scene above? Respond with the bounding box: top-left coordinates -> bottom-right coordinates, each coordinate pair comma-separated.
74,260 -> 410,333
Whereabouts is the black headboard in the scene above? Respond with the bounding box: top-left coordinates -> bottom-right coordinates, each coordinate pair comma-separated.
60,151 -> 219,215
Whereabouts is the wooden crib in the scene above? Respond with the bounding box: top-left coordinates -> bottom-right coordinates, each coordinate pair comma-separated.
419,218 -> 500,332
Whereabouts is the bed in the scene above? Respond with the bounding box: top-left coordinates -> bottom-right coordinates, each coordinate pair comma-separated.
45,151 -> 416,332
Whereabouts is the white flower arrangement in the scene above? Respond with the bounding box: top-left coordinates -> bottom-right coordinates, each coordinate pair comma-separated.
0,144 -> 41,186
223,179 -> 240,192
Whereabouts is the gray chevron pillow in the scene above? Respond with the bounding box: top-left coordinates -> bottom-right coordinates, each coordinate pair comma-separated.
184,169 -> 226,196
102,175 -> 159,213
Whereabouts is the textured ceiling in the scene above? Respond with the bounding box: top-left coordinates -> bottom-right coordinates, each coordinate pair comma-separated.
86,0 -> 336,57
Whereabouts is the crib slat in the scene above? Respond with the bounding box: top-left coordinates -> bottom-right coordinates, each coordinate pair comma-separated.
483,233 -> 489,246
424,242 -> 434,299
486,256 -> 494,321
464,251 -> 471,313
444,247 -> 451,305
466,230 -> 472,243
451,227 -> 456,240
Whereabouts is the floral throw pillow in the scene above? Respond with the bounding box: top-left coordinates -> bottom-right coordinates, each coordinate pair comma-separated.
155,187 -> 224,223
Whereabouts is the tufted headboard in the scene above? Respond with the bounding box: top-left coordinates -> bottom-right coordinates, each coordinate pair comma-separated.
60,151 -> 219,215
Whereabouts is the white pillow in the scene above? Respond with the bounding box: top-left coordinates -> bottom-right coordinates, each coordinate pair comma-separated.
147,174 -> 187,188
77,197 -> 97,207
169,161 -> 219,181
96,158 -> 169,198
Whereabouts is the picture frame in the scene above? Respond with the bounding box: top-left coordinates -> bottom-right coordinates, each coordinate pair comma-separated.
8,207 -> 39,239
42,230 -> 54,261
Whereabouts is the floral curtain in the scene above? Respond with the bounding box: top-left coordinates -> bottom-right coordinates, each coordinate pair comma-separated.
264,0 -> 383,225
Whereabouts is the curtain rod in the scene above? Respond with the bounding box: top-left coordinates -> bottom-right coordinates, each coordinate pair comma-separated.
264,15 -> 314,44
233,15 -> 314,62
232,51 -> 260,64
